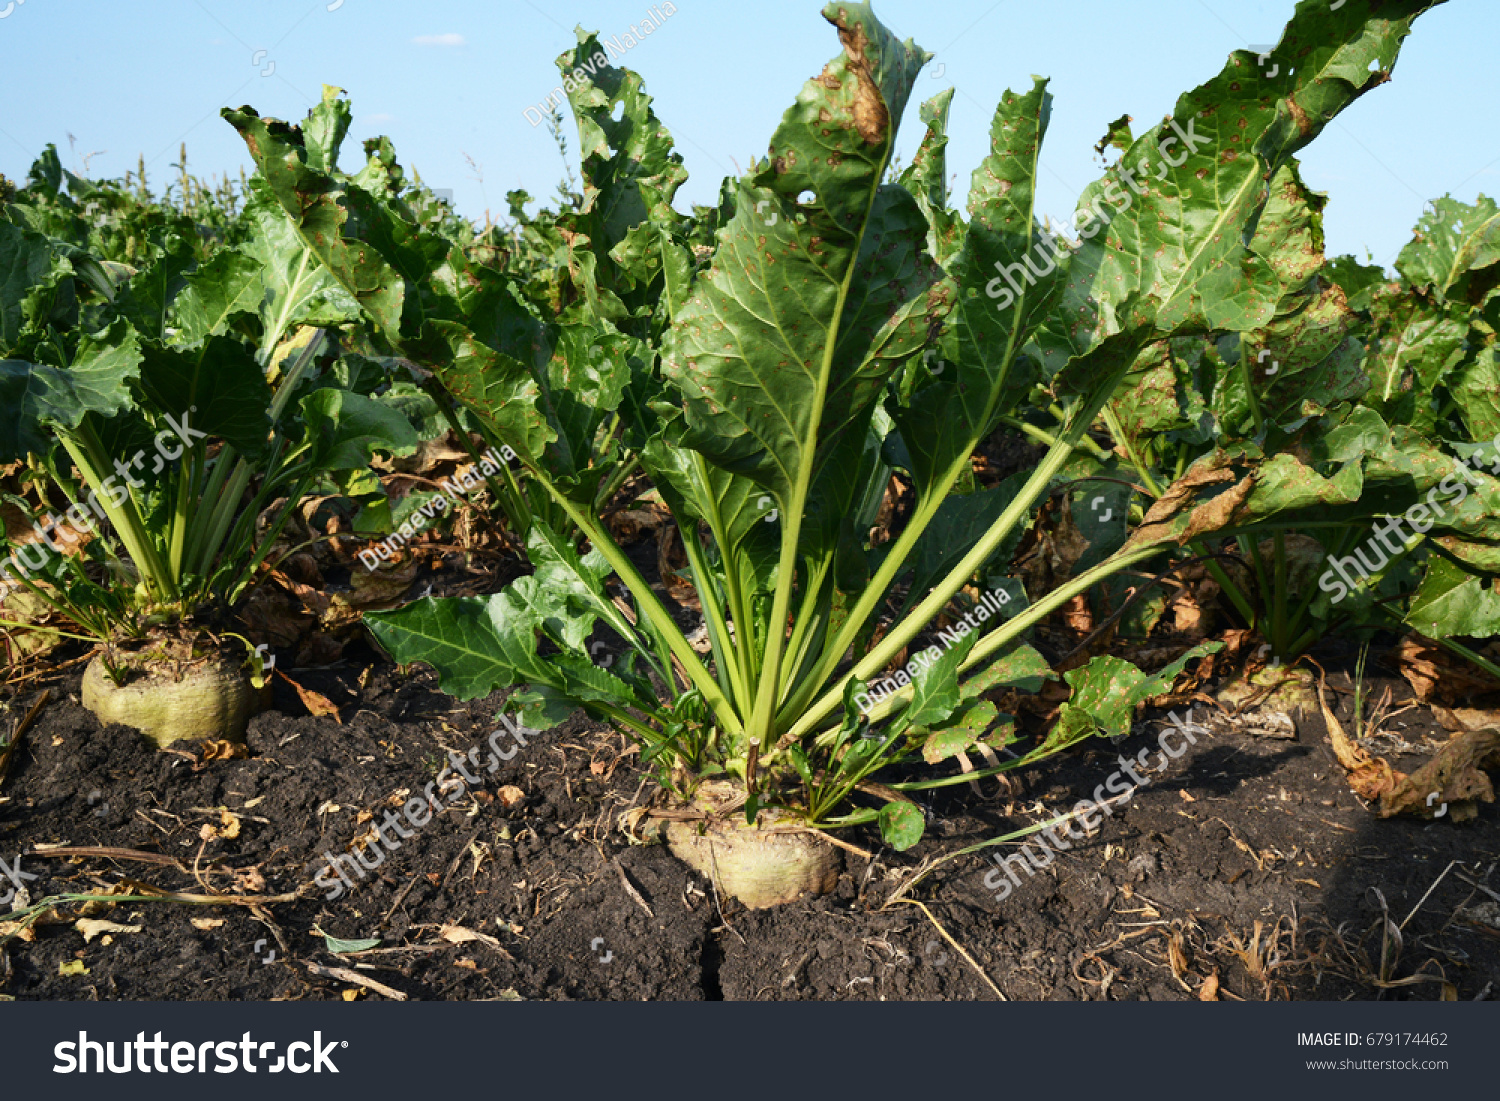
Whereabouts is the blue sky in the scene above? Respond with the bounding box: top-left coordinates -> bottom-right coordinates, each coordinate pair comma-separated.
1,0 -> 1494,269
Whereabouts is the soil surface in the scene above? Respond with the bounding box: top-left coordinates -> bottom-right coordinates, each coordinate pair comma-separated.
2,636 -> 1497,1001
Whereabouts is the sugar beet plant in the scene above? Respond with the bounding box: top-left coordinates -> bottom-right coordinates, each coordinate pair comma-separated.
0,133 -> 425,744
1070,169 -> 1500,666
230,0 -> 1443,906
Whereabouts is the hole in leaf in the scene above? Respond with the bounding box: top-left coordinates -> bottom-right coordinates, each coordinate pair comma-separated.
797,190 -> 817,205
611,101 -> 625,121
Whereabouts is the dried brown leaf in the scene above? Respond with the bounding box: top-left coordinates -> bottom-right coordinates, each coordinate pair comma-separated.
201,739 -> 248,763
76,919 -> 142,943
1378,728 -> 1500,822
278,671 -> 342,723
1319,681 -> 1402,802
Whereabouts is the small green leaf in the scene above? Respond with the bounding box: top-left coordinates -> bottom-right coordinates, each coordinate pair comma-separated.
1051,642 -> 1223,747
878,801 -> 924,852
921,700 -> 999,764
788,746 -> 814,790
323,934 -> 381,954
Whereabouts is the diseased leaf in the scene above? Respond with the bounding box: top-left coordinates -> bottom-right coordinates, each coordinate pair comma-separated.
1406,555 -> 1500,639
921,700 -> 1000,764
898,79 -> 1053,500
223,101 -> 407,334
1053,0 -> 1444,359
168,248 -> 265,344
1396,195 -> 1500,304
898,89 -> 961,266
661,3 -> 934,503
960,641 -> 1054,698
1051,642 -> 1223,746
877,800 -> 924,851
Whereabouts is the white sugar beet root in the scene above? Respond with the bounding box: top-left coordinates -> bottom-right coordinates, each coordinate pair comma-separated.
662,781 -> 839,910
81,646 -> 266,748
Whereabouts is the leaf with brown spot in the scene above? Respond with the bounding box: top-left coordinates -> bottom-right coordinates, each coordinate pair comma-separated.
1127,457 -> 1250,549
661,3 -> 932,502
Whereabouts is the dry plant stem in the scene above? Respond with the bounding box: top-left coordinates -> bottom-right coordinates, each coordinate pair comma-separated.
786,826 -> 872,860
0,689 -> 49,788
1401,860 -> 1460,931
1454,871 -> 1500,906
883,791 -> 1134,908
302,962 -> 407,1001
27,846 -> 182,868
2,652 -> 90,690
1,886 -> 305,949
117,878 -> 305,906
894,898 -> 1005,1000
612,859 -> 655,918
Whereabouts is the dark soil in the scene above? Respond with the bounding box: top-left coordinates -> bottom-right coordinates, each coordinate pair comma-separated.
2,638 -> 1497,1001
